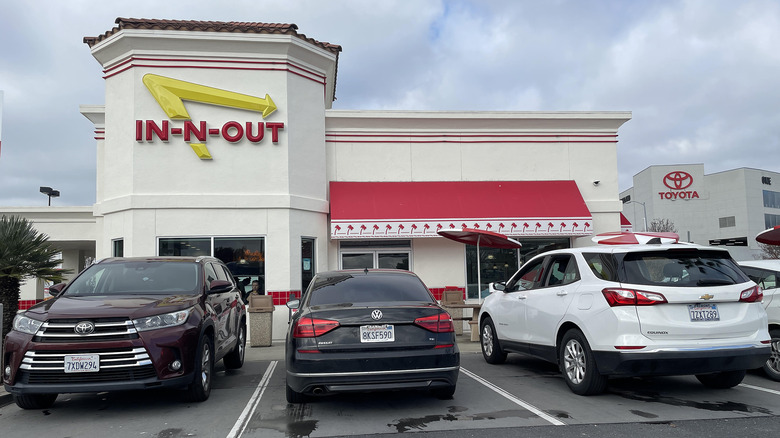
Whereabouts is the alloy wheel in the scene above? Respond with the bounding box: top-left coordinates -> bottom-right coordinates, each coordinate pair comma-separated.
482,325 -> 494,357
200,343 -> 212,391
563,338 -> 586,384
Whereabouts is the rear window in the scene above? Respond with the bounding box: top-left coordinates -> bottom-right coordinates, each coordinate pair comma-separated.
619,250 -> 749,287
308,273 -> 434,306
65,261 -> 199,296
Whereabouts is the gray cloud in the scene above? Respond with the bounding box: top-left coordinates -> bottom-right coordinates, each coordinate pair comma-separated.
1,0 -> 778,206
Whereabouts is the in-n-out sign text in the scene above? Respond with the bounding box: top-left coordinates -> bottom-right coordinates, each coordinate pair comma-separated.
135,120 -> 285,143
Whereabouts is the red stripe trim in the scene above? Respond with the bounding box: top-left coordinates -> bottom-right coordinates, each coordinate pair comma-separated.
326,133 -> 617,138
326,139 -> 617,144
104,56 -> 325,80
104,64 -> 325,86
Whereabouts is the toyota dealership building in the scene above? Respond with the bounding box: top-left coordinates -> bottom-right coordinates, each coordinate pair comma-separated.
2,19 -> 632,337
620,164 -> 780,261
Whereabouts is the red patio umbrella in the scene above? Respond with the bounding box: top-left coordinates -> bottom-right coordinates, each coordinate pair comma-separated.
592,231 -> 680,245
756,225 -> 780,245
437,228 -> 522,302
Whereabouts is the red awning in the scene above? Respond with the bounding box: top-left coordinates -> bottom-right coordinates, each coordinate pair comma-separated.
437,228 -> 523,249
330,181 -> 592,239
592,231 -> 679,245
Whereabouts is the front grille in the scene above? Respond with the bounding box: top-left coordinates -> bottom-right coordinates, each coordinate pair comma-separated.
34,318 -> 139,342
18,347 -> 156,384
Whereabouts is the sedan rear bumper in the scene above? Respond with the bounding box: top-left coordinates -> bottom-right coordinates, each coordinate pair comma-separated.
593,345 -> 771,377
286,366 -> 460,395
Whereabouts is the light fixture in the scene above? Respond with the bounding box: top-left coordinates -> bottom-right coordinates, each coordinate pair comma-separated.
39,186 -> 60,206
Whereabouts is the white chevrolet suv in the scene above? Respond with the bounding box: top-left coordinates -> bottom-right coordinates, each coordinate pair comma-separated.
478,244 -> 771,395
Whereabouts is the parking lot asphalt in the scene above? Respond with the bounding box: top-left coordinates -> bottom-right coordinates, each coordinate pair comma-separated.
0,334 -> 483,408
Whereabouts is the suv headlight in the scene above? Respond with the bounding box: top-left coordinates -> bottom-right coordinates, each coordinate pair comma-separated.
133,308 -> 192,332
13,314 -> 44,335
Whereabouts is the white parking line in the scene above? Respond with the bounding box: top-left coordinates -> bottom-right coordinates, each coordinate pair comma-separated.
227,360 -> 278,438
739,383 -> 780,396
460,367 -> 566,426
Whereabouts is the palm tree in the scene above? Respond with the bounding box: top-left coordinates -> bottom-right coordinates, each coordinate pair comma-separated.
0,215 -> 71,338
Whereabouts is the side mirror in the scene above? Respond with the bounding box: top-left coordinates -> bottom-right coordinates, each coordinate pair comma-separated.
48,283 -> 67,297
491,282 -> 506,292
208,279 -> 233,294
286,299 -> 300,310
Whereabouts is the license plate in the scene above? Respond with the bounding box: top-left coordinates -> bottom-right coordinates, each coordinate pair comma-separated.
360,324 -> 395,343
688,303 -> 720,322
64,354 -> 100,373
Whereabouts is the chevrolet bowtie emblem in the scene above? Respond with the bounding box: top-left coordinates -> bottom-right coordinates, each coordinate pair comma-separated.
699,294 -> 714,300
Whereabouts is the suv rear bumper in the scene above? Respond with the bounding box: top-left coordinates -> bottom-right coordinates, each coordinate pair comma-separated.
593,345 -> 771,376
4,373 -> 193,395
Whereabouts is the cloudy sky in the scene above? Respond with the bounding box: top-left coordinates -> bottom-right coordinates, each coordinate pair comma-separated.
1,0 -> 778,206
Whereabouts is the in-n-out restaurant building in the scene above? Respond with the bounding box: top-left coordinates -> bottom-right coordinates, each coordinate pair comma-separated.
4,19 -> 631,339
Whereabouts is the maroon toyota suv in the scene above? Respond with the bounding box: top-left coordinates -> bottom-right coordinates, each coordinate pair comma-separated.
2,256 -> 247,409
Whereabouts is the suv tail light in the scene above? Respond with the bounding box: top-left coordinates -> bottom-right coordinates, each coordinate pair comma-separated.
414,313 -> 455,333
602,288 -> 668,306
739,285 -> 763,303
292,317 -> 340,338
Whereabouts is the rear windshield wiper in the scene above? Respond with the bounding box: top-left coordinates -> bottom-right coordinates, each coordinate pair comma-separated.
696,279 -> 734,286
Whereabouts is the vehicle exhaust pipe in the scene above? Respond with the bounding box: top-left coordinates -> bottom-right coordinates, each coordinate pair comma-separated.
312,386 -> 325,395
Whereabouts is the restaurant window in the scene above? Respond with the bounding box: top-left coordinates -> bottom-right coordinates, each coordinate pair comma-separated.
112,239 -> 124,257
466,238 -> 570,299
339,240 -> 411,270
158,236 -> 265,299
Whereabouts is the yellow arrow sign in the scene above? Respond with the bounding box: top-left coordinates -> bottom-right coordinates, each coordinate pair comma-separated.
142,74 -> 277,120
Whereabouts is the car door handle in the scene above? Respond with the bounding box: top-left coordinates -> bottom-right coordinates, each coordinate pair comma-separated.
556,290 -> 568,296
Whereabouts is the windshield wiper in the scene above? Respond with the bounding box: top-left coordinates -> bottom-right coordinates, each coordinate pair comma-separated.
696,279 -> 733,286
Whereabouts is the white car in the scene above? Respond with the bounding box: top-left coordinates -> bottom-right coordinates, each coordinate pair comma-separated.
738,260 -> 780,381
478,243 -> 771,395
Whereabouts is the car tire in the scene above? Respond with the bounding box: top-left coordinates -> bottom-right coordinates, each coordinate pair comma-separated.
762,328 -> 780,381
560,329 -> 608,395
695,369 -> 746,389
431,385 -> 456,400
480,317 -> 507,364
223,322 -> 246,370
286,381 -> 308,404
185,335 -> 214,402
13,393 -> 58,410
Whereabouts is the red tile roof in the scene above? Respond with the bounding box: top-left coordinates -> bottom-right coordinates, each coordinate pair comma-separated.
83,18 -> 342,55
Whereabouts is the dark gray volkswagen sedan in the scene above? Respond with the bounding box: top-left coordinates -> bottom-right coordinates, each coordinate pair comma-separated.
285,269 -> 460,403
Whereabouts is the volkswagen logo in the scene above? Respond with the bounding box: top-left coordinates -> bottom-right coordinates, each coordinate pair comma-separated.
663,171 -> 693,190
371,309 -> 383,321
74,321 -> 95,335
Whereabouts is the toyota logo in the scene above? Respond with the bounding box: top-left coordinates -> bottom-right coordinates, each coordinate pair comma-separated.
371,310 -> 383,321
663,171 -> 693,190
74,321 -> 95,335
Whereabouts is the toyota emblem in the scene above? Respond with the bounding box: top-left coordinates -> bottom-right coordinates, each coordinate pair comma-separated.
663,171 -> 693,190
74,321 -> 95,335
371,309 -> 383,321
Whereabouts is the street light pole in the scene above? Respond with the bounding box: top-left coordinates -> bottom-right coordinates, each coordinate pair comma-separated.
624,200 -> 648,232
39,186 -> 60,206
